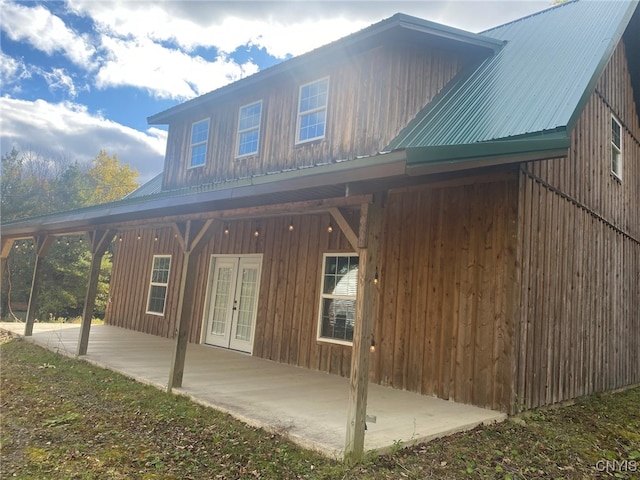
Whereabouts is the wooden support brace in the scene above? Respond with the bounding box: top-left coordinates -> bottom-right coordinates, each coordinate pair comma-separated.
344,193 -> 385,462
24,235 -> 53,336
168,219 -> 213,392
77,230 -> 116,356
329,207 -> 359,251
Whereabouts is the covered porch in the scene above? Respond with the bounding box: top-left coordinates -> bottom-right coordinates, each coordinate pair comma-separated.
0,321 -> 505,458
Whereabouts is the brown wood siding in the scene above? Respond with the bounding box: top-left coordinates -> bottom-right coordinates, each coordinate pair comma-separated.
515,172 -> 640,410
371,176 -> 518,411
162,44 -> 470,190
514,42 -> 640,410
106,227 -> 184,338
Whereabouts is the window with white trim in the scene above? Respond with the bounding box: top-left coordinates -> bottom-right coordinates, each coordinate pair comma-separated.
317,253 -> 358,344
611,116 -> 622,180
189,119 -> 209,168
146,255 -> 171,315
297,77 -> 329,144
236,101 -> 262,157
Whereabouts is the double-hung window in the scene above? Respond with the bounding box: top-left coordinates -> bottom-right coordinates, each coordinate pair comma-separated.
236,101 -> 262,157
297,77 -> 329,144
147,255 -> 171,315
611,116 -> 622,180
317,253 -> 358,344
189,118 -> 209,168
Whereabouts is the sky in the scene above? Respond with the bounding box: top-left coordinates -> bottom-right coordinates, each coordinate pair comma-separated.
0,0 -> 552,183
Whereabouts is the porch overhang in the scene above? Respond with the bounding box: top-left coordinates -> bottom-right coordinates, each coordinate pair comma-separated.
1,133 -> 570,240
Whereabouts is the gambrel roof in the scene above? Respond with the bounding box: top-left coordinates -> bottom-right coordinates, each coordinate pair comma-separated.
2,0 -> 638,237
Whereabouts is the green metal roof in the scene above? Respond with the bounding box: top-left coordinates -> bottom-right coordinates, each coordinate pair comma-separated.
387,0 -> 639,156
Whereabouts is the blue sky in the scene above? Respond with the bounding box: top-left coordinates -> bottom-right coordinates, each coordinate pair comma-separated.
1,0 -> 551,182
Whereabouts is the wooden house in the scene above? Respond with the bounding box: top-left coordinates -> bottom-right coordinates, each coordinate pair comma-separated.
2,0 -> 639,459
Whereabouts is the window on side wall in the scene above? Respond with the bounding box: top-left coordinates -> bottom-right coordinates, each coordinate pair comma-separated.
317,253 -> 358,344
146,255 -> 171,315
236,101 -> 262,157
189,119 -> 209,168
611,116 -> 622,180
296,77 -> 329,144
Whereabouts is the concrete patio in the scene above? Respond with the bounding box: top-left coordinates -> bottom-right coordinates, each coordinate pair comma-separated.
0,322 -> 506,458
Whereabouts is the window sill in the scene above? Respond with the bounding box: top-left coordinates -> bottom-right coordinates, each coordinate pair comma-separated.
316,338 -> 353,347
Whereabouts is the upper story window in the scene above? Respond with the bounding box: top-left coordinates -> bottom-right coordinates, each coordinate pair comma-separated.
297,77 -> 329,144
147,255 -> 171,315
317,253 -> 358,345
236,101 -> 262,157
189,118 -> 209,168
611,116 -> 622,180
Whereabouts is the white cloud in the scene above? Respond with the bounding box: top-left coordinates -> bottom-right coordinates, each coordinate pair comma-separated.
95,35 -> 259,100
67,0 -> 369,58
0,97 -> 165,181
40,68 -> 78,97
0,52 -> 31,93
0,1 -> 96,69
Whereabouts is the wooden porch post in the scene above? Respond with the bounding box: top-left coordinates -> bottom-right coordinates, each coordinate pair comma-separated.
24,235 -> 53,336
77,230 -> 115,356
344,193 -> 384,462
168,219 -> 213,392
0,238 -> 15,294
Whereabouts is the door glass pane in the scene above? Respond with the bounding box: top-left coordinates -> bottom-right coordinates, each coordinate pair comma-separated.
211,267 -> 232,336
235,267 -> 258,341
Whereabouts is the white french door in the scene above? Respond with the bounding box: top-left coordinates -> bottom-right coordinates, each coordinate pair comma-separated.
204,255 -> 262,353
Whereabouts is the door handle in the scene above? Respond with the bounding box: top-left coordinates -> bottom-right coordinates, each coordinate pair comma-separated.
232,300 -> 238,311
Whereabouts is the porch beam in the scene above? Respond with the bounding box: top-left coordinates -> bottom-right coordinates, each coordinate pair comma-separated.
77,230 -> 116,356
24,235 -> 54,336
101,194 -> 373,230
168,219 -> 214,392
329,207 -> 359,251
344,193 -> 385,462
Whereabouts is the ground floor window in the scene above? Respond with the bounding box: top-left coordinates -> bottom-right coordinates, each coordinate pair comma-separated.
317,253 -> 358,344
146,255 -> 171,315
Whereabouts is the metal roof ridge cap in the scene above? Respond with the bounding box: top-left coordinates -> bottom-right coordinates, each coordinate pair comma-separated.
395,14 -> 504,50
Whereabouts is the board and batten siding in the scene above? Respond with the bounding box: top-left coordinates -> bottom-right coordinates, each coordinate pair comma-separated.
106,227 -> 185,339
161,43 -> 472,190
514,42 -> 640,411
371,175 -> 518,412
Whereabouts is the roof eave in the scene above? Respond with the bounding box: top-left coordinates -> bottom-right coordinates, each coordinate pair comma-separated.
404,134 -> 571,176
0,151 -> 408,239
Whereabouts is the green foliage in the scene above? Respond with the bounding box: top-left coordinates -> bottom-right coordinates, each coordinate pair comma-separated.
1,149 -> 138,320
86,150 -> 139,204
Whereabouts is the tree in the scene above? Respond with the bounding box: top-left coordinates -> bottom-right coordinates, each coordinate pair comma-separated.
86,150 -> 139,204
1,149 -> 139,321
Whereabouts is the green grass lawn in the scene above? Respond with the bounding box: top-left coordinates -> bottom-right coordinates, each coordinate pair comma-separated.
1,333 -> 638,479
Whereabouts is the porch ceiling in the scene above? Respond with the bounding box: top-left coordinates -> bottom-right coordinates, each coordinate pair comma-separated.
0,322 -> 506,457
